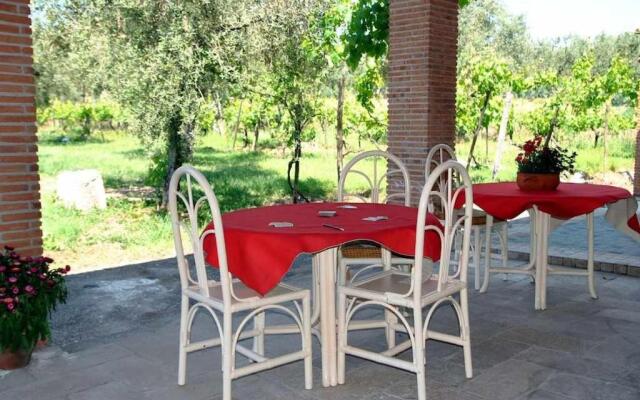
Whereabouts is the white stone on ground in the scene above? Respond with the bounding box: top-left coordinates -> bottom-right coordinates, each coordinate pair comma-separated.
56,169 -> 107,211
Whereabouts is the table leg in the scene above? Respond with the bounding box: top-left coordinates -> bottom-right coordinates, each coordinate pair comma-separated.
586,212 -> 598,299
316,248 -> 338,387
533,208 -> 550,310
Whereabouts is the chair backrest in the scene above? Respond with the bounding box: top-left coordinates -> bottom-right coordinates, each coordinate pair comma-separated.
414,160 -> 473,300
424,144 -> 457,217
168,165 -> 232,303
425,143 -> 456,178
338,150 -> 411,206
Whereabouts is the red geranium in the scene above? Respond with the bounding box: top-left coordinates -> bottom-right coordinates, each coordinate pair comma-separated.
515,135 -> 576,174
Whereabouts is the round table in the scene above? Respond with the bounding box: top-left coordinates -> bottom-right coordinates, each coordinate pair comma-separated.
466,182 -> 640,310
202,202 -> 442,387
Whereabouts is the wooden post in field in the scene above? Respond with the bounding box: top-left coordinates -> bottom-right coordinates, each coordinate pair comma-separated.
492,92 -> 513,180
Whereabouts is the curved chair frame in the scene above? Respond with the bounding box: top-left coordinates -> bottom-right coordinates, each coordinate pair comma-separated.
336,150 -> 413,348
337,160 -> 475,400
169,165 -> 312,400
425,143 -> 509,292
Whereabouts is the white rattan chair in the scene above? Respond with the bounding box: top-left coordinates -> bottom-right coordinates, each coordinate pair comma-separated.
336,150 -> 414,349
337,160 -> 474,400
169,165 -> 312,400
425,144 -> 508,291
337,150 -> 412,282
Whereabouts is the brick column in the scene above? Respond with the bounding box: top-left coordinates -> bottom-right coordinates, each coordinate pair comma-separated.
387,0 -> 458,205
635,123 -> 639,196
635,89 -> 640,196
0,0 -> 42,255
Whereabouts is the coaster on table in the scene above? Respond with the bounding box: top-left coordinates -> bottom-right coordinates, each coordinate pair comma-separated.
318,210 -> 337,217
362,216 -> 388,222
268,221 -> 294,228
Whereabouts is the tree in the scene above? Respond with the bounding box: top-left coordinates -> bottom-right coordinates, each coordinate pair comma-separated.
456,57 -> 513,166
457,0 -> 529,71
39,0 -> 282,207
33,0 -> 110,105
250,0 -> 330,202
561,54 -> 637,169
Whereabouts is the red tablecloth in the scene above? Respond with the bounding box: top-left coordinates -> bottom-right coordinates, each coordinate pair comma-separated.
464,182 -> 640,237
202,203 -> 442,295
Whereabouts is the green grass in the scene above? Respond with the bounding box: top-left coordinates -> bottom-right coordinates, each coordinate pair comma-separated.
38,128 -> 636,270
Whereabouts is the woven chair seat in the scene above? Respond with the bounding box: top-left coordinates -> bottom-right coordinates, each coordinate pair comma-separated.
341,242 -> 383,259
434,209 -> 504,226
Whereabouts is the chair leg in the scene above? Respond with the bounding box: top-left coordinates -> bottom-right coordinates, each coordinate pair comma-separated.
473,227 -> 481,290
253,312 -> 265,356
222,313 -> 233,400
382,250 -> 397,349
460,288 -> 473,379
413,310 -> 426,400
303,296 -> 313,390
338,256 -> 347,286
178,295 -> 189,386
337,290 -> 347,385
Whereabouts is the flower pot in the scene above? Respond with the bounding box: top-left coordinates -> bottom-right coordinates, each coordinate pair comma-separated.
0,348 -> 32,370
516,172 -> 560,191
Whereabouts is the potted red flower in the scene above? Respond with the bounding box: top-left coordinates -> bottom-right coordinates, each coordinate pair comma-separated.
0,246 -> 69,370
515,135 -> 577,191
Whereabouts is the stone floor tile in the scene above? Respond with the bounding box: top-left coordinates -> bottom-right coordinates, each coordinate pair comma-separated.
490,326 -> 598,355
514,346 -> 639,390
538,373 -> 640,400
582,334 -> 640,368
460,359 -> 555,400
515,389 -> 574,400
447,338 -> 530,374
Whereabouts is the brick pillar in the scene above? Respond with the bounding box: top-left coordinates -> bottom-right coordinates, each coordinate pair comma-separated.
0,0 -> 42,255
635,95 -> 640,196
387,0 -> 458,205
635,124 -> 640,196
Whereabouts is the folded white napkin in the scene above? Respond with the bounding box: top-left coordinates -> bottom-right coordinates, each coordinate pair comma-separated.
268,222 -> 294,228
362,216 -> 388,222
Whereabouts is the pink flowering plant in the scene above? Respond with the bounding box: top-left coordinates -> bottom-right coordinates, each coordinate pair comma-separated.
0,246 -> 69,352
515,135 -> 576,174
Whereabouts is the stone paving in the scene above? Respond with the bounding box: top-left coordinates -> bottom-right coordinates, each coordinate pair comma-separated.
1,255 -> 640,400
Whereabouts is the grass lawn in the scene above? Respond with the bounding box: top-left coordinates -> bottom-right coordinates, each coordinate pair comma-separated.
39,129 -> 636,271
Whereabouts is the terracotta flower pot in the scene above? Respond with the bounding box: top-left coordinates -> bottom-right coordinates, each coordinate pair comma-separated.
0,348 -> 32,370
516,172 -> 560,191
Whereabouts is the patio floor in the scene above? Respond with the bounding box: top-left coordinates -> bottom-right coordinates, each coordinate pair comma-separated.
1,255 -> 640,400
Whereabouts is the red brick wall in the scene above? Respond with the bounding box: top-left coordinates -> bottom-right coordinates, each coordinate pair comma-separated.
0,0 -> 41,255
635,100 -> 640,196
387,0 -> 458,205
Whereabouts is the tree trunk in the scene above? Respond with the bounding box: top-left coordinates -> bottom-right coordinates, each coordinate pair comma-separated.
161,139 -> 178,209
543,105 -> 561,149
492,91 -> 513,179
242,127 -> 249,148
336,75 -> 345,182
603,101 -> 610,172
231,100 -> 244,150
161,116 -> 194,209
253,123 -> 260,152
214,92 -> 226,136
466,91 -> 492,168
484,125 -> 489,160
